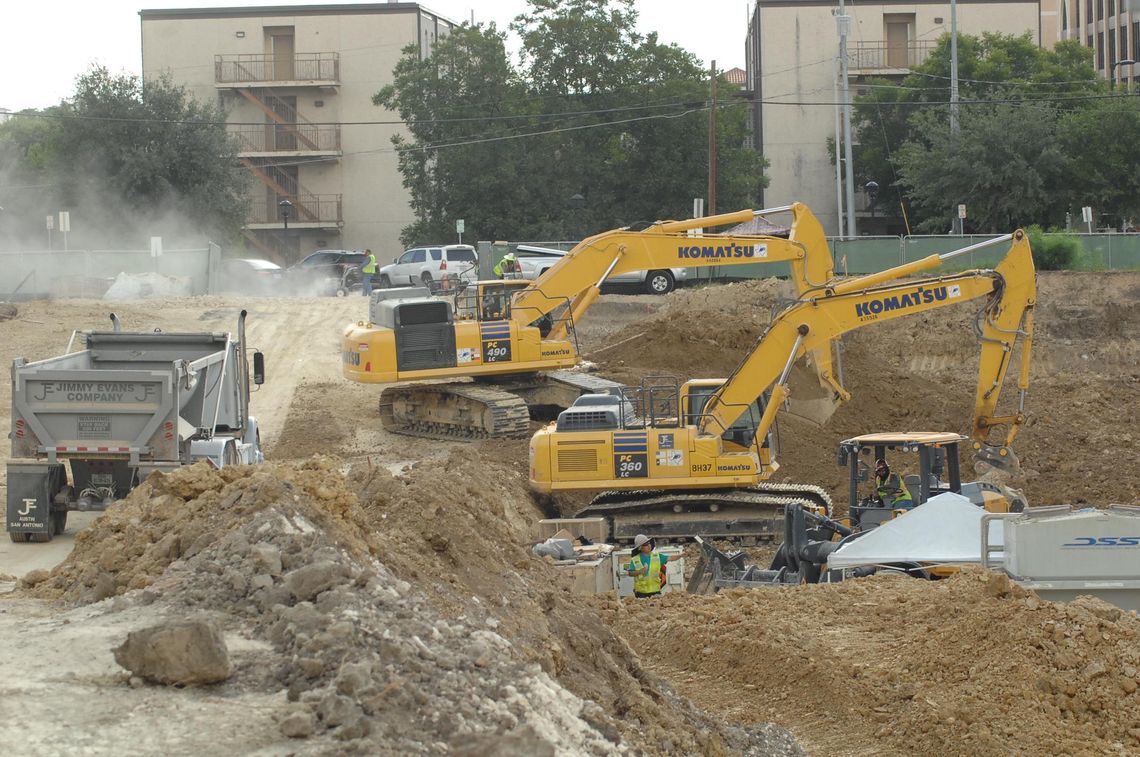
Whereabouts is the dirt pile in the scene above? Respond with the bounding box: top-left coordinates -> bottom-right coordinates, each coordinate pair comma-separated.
610,568 -> 1140,756
23,457 -> 801,755
586,272 -> 1140,506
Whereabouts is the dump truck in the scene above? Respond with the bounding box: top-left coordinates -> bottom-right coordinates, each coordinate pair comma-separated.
6,311 -> 265,543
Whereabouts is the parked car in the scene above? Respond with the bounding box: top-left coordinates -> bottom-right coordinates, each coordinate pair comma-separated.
515,245 -> 687,294
377,245 -> 479,289
287,249 -> 368,296
220,258 -> 284,295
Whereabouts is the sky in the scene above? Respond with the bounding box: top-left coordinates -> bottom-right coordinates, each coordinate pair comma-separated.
0,0 -> 753,111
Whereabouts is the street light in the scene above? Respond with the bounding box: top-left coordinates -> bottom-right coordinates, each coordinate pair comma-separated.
864,181 -> 880,218
278,199 -> 293,231
1111,59 -> 1136,92
567,193 -> 585,239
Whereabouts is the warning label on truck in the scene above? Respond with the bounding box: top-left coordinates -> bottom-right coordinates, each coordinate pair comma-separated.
77,415 -> 111,439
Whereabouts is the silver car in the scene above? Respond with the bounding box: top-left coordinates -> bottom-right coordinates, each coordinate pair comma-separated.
378,245 -> 479,289
515,245 -> 687,294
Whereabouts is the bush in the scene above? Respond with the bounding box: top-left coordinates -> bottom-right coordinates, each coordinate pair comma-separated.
1025,225 -> 1082,270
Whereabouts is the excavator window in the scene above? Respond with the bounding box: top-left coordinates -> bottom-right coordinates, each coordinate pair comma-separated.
684,386 -> 769,449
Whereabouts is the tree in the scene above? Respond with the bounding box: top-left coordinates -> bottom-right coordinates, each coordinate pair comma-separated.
375,0 -> 766,245
1058,96 -> 1140,227
851,34 -> 1102,228
0,67 -> 248,249
894,102 -> 1071,232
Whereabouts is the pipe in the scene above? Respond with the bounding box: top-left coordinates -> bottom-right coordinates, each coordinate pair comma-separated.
110,313 -> 122,332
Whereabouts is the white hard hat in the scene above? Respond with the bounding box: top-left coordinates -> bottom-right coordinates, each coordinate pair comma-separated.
633,534 -> 651,549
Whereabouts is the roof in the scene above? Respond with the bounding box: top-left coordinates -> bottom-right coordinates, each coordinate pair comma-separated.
723,67 -> 747,86
843,432 -> 969,446
140,3 -> 454,21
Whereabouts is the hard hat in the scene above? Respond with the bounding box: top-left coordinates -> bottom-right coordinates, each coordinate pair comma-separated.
633,534 -> 651,549
875,458 -> 889,471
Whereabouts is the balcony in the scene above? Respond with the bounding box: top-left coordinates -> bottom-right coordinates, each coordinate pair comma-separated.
215,53 -> 339,87
245,194 -> 343,230
228,124 -> 342,157
849,40 -> 934,73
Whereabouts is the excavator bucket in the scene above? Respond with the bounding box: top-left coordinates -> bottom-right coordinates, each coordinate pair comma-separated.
783,358 -> 842,426
974,443 -> 1021,475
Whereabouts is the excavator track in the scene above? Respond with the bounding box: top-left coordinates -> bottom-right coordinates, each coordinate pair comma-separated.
379,384 -> 531,440
578,483 -> 833,543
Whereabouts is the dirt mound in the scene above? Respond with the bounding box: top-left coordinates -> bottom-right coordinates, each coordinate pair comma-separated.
587,272 -> 1140,506
23,457 -> 800,755
611,568 -> 1140,756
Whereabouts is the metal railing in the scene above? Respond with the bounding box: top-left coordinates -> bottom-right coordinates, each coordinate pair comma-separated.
849,40 -> 935,71
248,194 -> 342,225
215,53 -> 340,83
228,124 -> 341,152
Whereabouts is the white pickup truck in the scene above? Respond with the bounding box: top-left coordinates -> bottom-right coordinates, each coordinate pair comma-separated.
514,245 -> 686,294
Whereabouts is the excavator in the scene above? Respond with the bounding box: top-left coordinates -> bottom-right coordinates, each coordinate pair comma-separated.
529,230 -> 1037,541
342,204 -> 837,439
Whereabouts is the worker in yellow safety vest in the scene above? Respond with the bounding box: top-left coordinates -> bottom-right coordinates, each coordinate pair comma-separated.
626,534 -> 667,598
361,249 -> 378,296
493,252 -> 518,278
875,458 -> 914,509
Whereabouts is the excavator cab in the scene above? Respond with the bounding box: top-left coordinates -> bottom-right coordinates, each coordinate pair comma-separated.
837,432 -> 1025,532
451,280 -> 531,322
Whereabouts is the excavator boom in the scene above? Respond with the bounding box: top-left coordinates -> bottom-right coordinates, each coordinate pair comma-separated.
529,230 -> 1037,541
343,203 -> 840,440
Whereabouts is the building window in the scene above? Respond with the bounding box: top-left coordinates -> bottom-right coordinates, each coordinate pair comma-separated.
1097,32 -> 1105,69
1096,0 -> 1103,21
1087,0 -> 1094,24
1133,21 -> 1139,60
1108,30 -> 1116,67
1107,0 -> 1114,16
1121,26 -> 1129,63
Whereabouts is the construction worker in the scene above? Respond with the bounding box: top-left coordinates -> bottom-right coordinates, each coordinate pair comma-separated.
493,251 -> 518,279
875,458 -> 914,509
361,249 -> 378,296
626,534 -> 667,598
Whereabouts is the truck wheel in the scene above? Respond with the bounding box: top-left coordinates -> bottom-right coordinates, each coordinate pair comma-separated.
51,510 -> 68,536
644,270 -> 675,295
421,272 -> 434,291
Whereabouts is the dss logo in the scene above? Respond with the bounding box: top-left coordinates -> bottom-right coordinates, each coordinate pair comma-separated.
342,350 -> 361,366
1062,536 -> 1140,547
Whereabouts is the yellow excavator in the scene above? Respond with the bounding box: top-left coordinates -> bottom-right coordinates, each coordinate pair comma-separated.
342,204 -> 837,439
529,230 -> 1037,541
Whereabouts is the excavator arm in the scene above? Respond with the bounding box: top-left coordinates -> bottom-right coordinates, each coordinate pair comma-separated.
699,230 -> 1037,468
508,203 -> 835,340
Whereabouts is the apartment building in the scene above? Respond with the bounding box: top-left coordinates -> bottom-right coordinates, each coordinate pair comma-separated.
744,1 -> 1040,235
1055,0 -> 1139,86
140,3 -> 457,261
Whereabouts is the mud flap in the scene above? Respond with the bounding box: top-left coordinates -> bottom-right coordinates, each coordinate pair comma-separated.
6,462 -> 66,542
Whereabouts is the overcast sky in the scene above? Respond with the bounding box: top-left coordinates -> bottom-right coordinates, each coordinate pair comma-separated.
1,0 -> 753,111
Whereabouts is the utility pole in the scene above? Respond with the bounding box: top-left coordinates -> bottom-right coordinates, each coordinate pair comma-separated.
950,0 -> 961,235
838,1 -> 856,238
833,58 -> 845,236
950,0 -> 960,135
708,59 -> 718,216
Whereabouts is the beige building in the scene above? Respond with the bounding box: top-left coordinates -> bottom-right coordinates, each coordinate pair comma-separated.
745,0 -> 1041,235
1054,1 -> 1139,86
140,3 -> 457,261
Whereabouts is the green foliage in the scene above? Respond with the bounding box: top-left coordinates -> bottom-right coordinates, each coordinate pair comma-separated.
851,33 -> 1107,229
376,0 -> 765,245
0,67 -> 248,248
1025,225 -> 1082,271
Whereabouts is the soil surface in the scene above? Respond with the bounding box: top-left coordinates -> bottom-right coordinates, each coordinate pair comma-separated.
1,272 -> 1137,755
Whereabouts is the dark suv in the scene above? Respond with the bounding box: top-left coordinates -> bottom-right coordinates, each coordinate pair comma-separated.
287,249 -> 368,296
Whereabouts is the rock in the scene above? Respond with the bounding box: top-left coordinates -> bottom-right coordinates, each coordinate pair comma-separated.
251,544 -> 283,575
0,303 -> 17,321
297,657 -> 325,678
335,662 -> 372,696
318,692 -> 361,728
113,620 -> 232,685
19,569 -> 51,588
92,572 -> 118,601
284,561 -> 344,601
984,572 -> 1013,598
279,707 -> 316,738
